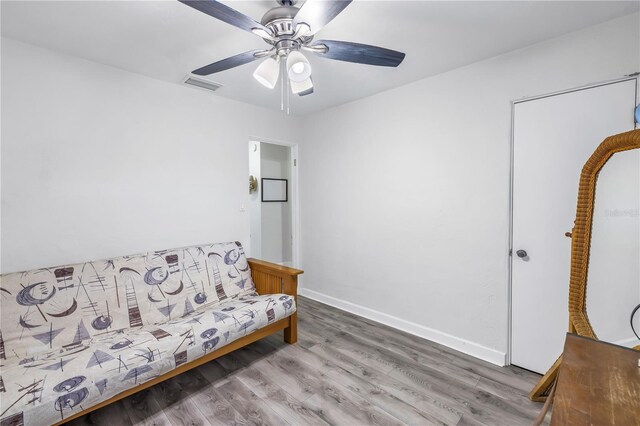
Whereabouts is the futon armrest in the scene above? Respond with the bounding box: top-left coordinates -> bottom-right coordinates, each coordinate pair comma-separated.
247,258 -> 303,298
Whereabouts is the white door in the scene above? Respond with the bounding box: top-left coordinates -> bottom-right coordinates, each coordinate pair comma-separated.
511,79 -> 637,374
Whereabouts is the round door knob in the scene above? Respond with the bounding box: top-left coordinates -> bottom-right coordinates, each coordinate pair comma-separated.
516,250 -> 528,258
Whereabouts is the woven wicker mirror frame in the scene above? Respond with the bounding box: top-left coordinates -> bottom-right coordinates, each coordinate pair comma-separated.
529,129 -> 640,402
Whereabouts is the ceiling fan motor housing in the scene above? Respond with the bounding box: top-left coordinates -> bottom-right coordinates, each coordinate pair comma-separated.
260,6 -> 313,55
261,6 -> 296,33
274,39 -> 299,57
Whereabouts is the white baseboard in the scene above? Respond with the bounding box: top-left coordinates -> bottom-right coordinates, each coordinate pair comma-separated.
299,288 -> 507,367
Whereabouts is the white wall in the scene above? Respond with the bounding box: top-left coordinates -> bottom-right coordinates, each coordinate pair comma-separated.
260,142 -> 292,264
297,13 -> 640,365
0,38 -> 298,273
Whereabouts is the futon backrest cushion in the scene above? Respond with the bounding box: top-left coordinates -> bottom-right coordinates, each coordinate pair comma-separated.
0,241 -> 255,360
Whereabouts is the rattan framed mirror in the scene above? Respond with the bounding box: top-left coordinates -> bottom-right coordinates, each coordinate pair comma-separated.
530,129 -> 640,402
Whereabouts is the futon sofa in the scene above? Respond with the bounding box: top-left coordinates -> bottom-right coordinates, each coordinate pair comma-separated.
0,242 -> 302,425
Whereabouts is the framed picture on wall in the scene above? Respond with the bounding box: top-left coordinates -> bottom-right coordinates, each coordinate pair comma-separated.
261,178 -> 288,202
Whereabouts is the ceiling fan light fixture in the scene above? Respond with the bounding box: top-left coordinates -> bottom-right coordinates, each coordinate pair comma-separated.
253,57 -> 280,89
291,77 -> 313,95
291,62 -> 304,74
286,51 -> 312,83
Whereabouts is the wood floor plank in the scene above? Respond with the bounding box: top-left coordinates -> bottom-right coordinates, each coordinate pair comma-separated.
301,296 -> 542,417
258,336 -> 335,372
253,351 -> 334,402
295,327 -> 323,349
301,301 -> 483,388
217,376 -> 290,426
197,357 -> 239,385
302,297 -> 538,394
241,347 -> 407,425
299,326 -> 398,375
122,389 -> 172,426
455,413 -> 491,426
302,323 -> 492,414
65,400 -> 133,426
302,388 -> 405,426
474,376 -> 542,413
388,361 -> 538,425
235,366 -> 330,425
210,340 -> 335,404
213,339 -> 280,374
305,341 -> 463,425
301,297 -> 542,425
188,378 -> 249,426
148,373 -> 212,426
301,297 -> 485,368
323,362 -> 457,425
66,295 -> 543,426
164,367 -> 249,425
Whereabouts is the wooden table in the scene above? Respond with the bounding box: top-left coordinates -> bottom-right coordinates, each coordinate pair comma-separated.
551,333 -> 640,425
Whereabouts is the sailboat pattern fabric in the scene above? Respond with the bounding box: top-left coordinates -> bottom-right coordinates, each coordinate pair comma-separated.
0,242 -> 296,425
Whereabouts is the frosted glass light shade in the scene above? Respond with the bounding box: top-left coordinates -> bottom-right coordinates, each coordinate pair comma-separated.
253,57 -> 279,89
291,78 -> 313,95
286,51 -> 311,83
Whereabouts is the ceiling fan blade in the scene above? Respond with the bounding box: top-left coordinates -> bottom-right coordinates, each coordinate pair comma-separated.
309,40 -> 405,67
179,0 -> 271,37
293,0 -> 352,36
192,50 -> 266,75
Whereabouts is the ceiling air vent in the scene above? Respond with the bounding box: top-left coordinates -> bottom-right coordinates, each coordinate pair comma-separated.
183,75 -> 223,93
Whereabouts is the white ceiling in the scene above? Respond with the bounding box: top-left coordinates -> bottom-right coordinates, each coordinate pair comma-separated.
2,1 -> 638,115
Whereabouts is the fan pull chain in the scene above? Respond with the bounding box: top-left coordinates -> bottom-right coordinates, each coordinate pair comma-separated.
280,60 -> 285,111
287,74 -> 291,115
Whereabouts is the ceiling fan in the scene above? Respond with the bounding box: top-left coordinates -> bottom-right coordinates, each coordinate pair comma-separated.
178,0 -> 406,97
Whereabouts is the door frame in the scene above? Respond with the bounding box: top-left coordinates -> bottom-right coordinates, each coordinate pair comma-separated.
506,75 -> 639,366
248,136 -> 300,269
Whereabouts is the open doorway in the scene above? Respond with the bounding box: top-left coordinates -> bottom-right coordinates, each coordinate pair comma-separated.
248,140 -> 298,267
